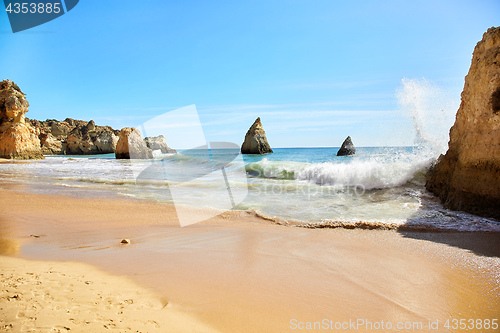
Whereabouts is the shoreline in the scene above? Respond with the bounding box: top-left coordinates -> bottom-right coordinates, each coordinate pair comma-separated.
2,173 -> 499,233
1,189 -> 500,332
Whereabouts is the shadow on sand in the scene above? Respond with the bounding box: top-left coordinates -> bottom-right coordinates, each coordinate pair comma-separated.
398,193 -> 500,258
398,230 -> 500,258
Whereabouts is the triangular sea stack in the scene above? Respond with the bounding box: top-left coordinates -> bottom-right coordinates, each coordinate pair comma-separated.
241,117 -> 273,154
426,27 -> 500,219
337,136 -> 355,156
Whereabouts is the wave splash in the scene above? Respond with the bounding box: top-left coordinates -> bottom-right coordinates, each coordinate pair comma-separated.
397,77 -> 458,155
246,153 -> 433,190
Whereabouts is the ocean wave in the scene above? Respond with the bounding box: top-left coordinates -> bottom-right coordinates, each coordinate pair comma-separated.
246,157 -> 434,190
62,177 -> 138,186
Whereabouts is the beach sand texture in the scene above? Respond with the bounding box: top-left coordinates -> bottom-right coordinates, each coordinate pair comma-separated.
0,256 -> 219,333
1,188 -> 499,332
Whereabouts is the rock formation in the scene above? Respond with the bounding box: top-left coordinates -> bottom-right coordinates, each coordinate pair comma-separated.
337,136 -> 355,156
115,128 -> 153,159
144,135 -> 176,154
65,121 -> 119,155
0,79 -> 43,159
28,118 -> 119,155
241,117 -> 273,154
426,27 -> 500,219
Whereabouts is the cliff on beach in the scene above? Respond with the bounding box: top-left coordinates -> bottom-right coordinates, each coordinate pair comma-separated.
28,118 -> 120,155
426,27 -> 500,219
0,79 -> 43,159
0,79 -> 123,157
0,79 -> 182,157
115,128 -> 154,159
144,135 -> 176,154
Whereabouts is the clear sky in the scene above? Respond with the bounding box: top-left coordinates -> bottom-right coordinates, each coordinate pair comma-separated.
1,0 -> 499,148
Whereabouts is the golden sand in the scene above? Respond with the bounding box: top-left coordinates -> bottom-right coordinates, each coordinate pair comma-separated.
1,189 -> 499,332
0,256 -> 220,333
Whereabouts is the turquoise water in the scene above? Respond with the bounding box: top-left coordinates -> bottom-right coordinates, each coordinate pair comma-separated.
242,146 -> 418,164
0,146 -> 498,231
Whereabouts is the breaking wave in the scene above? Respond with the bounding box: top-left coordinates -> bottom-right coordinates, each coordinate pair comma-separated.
246,156 -> 433,190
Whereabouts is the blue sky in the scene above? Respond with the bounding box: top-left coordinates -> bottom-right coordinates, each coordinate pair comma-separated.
1,0 -> 499,148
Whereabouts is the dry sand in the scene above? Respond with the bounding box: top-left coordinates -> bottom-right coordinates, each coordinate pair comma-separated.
1,189 -> 500,332
0,256 -> 219,333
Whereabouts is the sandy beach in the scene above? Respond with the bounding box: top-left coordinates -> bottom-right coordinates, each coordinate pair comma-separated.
2,1 -> 500,331
1,188 -> 499,332
0,256 -> 220,333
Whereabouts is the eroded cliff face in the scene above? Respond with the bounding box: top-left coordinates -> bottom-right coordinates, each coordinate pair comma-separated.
0,80 -> 43,159
426,27 -> 500,219
28,118 -> 120,155
144,135 -> 176,154
241,117 -> 273,154
115,128 -> 153,159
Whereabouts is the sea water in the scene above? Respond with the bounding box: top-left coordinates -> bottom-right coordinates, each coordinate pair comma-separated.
0,145 -> 498,231
1,79 -> 499,231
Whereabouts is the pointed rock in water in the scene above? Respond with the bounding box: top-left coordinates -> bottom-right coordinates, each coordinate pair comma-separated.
336,136 -> 355,156
0,79 -> 44,159
241,117 -> 273,154
144,135 -> 176,154
426,27 -> 500,219
115,128 -> 153,159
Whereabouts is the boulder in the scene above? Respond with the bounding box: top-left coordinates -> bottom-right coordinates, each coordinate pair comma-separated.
0,79 -> 43,159
86,120 -> 96,131
241,117 -> 273,154
336,136 -> 356,156
426,27 -> 500,219
144,135 -> 176,154
115,128 -> 153,159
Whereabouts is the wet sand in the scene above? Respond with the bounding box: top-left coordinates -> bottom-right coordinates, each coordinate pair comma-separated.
1,189 -> 499,332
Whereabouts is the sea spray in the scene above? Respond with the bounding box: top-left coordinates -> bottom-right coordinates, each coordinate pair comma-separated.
246,148 -> 433,190
397,78 -> 458,155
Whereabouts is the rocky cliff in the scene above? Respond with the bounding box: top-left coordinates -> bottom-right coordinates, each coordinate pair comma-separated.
28,118 -> 120,155
115,128 -> 153,159
0,79 -> 43,159
144,135 -> 176,154
337,136 -> 356,156
426,27 -> 500,219
241,117 -> 273,154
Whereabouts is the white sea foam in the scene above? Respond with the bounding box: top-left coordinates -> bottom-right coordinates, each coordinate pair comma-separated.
246,152 -> 433,190
397,77 -> 458,155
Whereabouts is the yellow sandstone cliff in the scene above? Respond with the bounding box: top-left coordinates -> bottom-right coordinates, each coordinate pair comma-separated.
426,27 -> 500,218
0,79 -> 43,159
